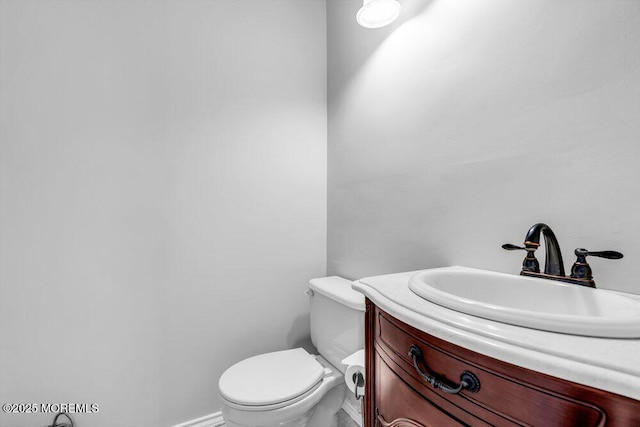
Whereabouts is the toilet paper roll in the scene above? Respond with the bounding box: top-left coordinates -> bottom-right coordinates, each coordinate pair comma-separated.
342,350 -> 365,397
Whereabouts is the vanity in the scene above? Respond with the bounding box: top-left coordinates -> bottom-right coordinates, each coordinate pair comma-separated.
352,267 -> 640,426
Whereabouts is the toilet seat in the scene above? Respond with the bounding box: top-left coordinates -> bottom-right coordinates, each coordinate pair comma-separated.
219,348 -> 325,410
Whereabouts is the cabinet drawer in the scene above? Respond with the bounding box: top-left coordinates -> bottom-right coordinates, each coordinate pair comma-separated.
376,346 -> 492,427
375,308 -> 606,426
375,350 -> 466,427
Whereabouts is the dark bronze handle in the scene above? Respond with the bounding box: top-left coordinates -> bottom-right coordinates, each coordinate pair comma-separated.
574,248 -> 623,259
502,243 -> 540,273
408,345 -> 480,394
376,408 -> 425,427
502,243 -> 526,251
571,248 -> 623,284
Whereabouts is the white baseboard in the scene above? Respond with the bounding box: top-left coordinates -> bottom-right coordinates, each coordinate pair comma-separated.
172,402 -> 362,427
341,398 -> 363,427
171,411 -> 225,427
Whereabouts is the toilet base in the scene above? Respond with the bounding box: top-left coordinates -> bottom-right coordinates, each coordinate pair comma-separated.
223,413 -> 311,427
306,382 -> 345,427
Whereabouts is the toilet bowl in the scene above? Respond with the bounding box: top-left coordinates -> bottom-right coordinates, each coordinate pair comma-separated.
218,276 -> 365,427
219,349 -> 346,427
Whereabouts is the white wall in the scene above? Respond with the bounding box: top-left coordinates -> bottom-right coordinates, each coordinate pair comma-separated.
0,1 -> 326,426
327,0 -> 640,294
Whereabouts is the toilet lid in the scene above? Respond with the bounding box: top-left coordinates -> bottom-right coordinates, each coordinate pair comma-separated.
219,348 -> 324,408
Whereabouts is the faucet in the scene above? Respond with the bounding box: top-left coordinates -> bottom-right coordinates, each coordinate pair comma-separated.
525,223 -> 565,276
502,223 -> 623,288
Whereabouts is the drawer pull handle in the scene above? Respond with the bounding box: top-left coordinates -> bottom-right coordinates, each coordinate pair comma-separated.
376,408 -> 425,427
408,344 -> 481,394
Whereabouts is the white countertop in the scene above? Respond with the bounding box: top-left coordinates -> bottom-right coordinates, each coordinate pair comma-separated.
353,269 -> 640,400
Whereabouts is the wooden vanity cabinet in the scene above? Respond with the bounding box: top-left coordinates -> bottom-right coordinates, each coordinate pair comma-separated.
363,299 -> 640,427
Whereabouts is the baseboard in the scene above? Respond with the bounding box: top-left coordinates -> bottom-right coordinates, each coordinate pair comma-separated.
172,402 -> 361,427
171,411 -> 225,427
342,398 -> 363,427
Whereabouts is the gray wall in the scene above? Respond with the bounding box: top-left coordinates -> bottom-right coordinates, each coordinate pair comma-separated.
0,1 -> 326,426
327,0 -> 640,294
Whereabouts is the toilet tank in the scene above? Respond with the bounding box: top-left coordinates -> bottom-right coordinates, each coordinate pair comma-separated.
308,276 -> 365,373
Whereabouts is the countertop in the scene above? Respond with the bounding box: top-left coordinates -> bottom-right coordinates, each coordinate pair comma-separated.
352,269 -> 640,400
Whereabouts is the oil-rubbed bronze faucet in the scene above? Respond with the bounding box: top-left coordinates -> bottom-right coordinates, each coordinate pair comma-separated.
502,223 -> 623,288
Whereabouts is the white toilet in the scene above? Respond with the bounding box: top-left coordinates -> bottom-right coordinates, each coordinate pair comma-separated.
218,276 -> 365,427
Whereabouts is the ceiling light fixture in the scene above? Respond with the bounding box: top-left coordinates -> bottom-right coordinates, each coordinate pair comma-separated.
356,0 -> 401,29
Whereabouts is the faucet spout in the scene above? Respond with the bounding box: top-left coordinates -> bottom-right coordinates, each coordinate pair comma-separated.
524,223 -> 565,276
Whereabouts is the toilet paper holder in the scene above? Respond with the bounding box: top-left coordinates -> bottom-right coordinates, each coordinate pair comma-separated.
351,371 -> 365,399
342,349 -> 366,400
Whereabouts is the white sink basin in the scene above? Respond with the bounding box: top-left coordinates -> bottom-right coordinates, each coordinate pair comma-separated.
408,266 -> 640,338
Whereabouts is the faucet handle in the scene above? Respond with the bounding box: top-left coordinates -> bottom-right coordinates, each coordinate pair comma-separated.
502,243 -> 540,273
570,248 -> 623,283
573,248 -> 623,260
501,243 -> 526,251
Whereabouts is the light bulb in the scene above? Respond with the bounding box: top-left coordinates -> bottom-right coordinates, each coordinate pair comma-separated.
356,0 -> 401,29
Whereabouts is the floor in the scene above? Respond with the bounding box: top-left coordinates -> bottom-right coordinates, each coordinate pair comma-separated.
337,409 -> 361,427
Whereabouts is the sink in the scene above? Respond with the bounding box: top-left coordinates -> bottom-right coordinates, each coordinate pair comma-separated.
408,266 -> 640,338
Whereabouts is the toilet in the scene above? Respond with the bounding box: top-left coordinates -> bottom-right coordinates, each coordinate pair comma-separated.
218,276 -> 365,427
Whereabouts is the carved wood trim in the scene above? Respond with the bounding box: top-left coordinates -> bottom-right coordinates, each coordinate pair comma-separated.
375,409 -> 425,427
